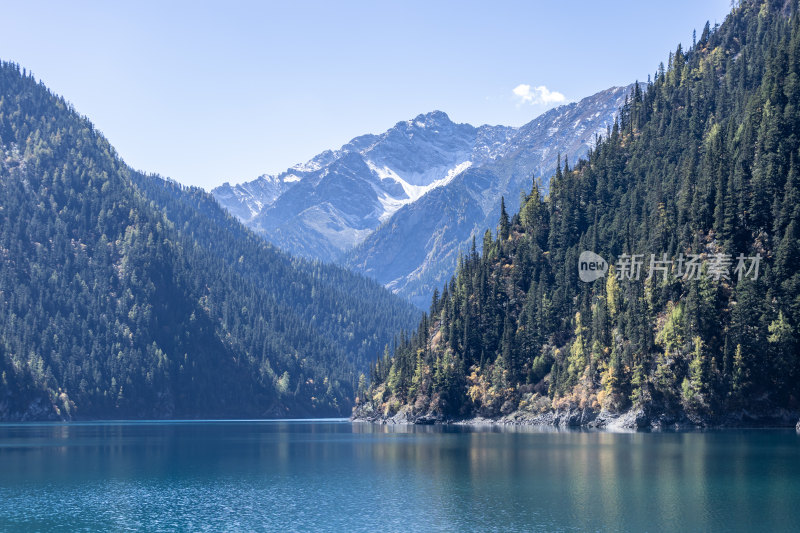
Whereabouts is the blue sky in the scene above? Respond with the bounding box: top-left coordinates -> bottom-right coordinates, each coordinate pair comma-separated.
1,1 -> 731,189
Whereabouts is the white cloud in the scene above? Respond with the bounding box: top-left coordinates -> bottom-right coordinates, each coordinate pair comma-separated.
512,84 -> 566,105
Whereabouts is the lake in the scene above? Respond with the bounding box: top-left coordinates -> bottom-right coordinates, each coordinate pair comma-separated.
0,420 -> 798,532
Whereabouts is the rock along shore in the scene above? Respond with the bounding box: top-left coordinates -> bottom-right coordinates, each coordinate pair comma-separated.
352,404 -> 800,431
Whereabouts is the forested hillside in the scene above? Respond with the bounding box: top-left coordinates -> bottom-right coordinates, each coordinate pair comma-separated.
357,0 -> 800,427
0,62 -> 419,420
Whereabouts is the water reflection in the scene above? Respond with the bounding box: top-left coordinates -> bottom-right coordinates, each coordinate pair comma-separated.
0,421 -> 798,532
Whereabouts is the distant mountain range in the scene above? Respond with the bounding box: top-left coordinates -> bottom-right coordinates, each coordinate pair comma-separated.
213,85 -> 634,307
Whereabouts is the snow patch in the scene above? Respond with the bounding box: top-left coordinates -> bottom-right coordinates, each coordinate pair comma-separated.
291,159 -> 325,172
367,160 -> 472,222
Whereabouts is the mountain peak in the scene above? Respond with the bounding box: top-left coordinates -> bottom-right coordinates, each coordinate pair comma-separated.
213,85 -> 629,288
408,110 -> 453,128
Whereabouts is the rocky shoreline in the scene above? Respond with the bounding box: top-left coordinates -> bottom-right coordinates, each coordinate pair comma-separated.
353,404 -> 800,431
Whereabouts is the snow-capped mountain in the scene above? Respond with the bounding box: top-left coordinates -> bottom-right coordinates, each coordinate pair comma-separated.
213,111 -> 516,261
345,86 -> 634,306
212,84 -> 635,306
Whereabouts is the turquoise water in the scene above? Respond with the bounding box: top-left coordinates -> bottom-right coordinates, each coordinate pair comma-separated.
0,421 -> 798,532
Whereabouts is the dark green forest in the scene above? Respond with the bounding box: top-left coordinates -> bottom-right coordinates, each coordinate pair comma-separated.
0,62 -> 420,420
358,0 -> 800,426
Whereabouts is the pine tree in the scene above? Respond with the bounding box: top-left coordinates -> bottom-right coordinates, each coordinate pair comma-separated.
499,197 -> 510,241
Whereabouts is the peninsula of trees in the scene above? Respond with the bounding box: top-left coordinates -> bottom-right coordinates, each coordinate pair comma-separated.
357,0 -> 800,428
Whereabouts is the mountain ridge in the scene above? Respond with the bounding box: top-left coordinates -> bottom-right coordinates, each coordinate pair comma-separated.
213,86 -> 633,306
344,86 -> 634,306
0,61 -> 420,421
